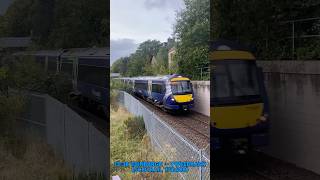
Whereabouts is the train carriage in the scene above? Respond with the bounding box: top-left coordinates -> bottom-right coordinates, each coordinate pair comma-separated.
13,47 -> 109,116
121,74 -> 194,112
210,40 -> 269,154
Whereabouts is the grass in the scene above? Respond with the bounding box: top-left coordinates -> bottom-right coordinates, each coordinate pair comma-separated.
110,107 -> 171,180
0,137 -> 73,180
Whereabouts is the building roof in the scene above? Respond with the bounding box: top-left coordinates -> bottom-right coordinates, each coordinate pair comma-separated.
0,37 -> 31,48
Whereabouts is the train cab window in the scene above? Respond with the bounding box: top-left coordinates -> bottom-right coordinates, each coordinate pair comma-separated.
211,60 -> 260,99
152,84 -> 165,93
211,63 -> 231,98
229,62 -> 260,96
171,81 -> 192,95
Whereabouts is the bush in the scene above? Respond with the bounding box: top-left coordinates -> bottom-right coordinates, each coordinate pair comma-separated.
124,116 -> 146,140
110,90 -> 119,111
0,95 -> 25,136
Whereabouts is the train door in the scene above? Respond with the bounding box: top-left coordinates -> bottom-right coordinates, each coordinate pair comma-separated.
60,56 -> 75,90
148,80 -> 152,97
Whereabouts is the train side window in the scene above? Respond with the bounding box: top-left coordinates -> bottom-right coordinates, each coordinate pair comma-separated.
135,82 -> 147,90
78,65 -> 107,87
152,84 -> 165,93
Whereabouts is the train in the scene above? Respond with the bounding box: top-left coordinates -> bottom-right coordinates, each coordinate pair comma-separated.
118,74 -> 194,112
13,47 -> 109,116
210,40 -> 270,154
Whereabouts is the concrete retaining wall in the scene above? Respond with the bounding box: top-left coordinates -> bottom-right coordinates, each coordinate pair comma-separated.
19,94 -> 108,176
191,81 -> 210,117
257,61 -> 320,175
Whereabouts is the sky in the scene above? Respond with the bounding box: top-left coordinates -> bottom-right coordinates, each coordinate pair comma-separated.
0,0 -> 12,15
110,0 -> 185,64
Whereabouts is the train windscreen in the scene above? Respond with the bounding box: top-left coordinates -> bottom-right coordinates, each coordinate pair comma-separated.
171,81 -> 192,95
211,60 -> 261,103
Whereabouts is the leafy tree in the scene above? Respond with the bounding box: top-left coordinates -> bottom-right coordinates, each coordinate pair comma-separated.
112,40 -> 162,77
31,0 -> 54,46
48,0 -> 108,48
173,0 -> 210,80
1,0 -> 34,37
1,0 -> 108,48
212,0 -> 320,60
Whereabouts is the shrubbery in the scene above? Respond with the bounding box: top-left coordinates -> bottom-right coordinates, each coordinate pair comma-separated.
124,116 -> 146,140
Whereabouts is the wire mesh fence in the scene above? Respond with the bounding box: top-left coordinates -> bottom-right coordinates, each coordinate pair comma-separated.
118,91 -> 210,180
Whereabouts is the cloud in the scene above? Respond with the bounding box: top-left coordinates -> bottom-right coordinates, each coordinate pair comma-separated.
144,0 -> 169,10
110,38 -> 138,64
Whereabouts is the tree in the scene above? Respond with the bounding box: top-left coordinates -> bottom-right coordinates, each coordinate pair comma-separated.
211,0 -> 320,60
173,0 -> 210,80
1,0 -> 34,37
112,40 -> 162,76
1,0 -> 108,48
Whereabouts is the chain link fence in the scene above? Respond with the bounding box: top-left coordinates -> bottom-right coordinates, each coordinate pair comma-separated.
118,91 -> 210,180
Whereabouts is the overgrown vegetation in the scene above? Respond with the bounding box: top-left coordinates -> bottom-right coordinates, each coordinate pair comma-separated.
0,55 -> 72,102
111,0 -> 209,80
110,107 -> 170,179
0,55 -> 75,179
211,0 -> 320,60
0,137 -> 73,180
111,39 -> 173,77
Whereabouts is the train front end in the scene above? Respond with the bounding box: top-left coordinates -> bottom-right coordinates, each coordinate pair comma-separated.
164,75 -> 194,111
210,40 -> 269,154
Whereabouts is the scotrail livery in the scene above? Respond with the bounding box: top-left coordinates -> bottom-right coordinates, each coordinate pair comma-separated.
210,40 -> 270,154
119,74 -> 194,112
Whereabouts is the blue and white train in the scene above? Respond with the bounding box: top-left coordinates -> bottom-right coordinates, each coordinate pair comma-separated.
120,74 -> 194,112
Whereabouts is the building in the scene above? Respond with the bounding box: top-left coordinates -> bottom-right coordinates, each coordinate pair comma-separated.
168,47 -> 176,68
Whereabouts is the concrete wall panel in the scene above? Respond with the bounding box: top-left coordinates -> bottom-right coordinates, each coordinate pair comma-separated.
258,61 -> 320,175
192,81 -> 210,117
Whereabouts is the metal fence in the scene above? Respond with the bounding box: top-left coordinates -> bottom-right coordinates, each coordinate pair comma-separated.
118,91 -> 210,180
16,92 -> 108,176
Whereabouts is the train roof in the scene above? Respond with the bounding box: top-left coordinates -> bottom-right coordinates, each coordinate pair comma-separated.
210,39 -> 252,52
209,40 -> 255,60
61,47 -> 109,58
14,47 -> 109,58
120,74 -> 190,82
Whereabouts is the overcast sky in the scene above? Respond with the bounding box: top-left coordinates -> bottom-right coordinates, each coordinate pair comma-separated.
110,0 -> 185,64
0,0 -> 12,15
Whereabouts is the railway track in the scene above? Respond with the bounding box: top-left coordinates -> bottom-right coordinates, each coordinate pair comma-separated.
173,112 -> 210,139
133,94 -> 210,150
246,168 -> 275,180
213,151 -> 320,180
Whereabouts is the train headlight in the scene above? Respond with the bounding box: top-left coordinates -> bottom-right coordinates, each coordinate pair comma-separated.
171,98 -> 175,101
258,114 -> 269,122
